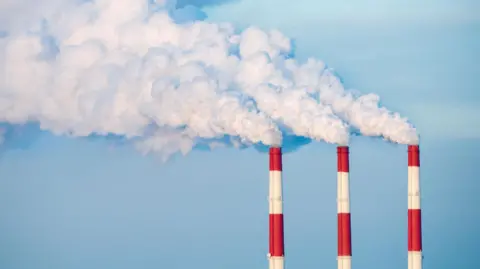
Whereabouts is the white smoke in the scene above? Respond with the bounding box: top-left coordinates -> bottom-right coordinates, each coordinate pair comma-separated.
0,0 -> 418,156
287,58 -> 419,144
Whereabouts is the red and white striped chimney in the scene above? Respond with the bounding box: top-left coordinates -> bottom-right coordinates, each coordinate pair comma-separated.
268,147 -> 284,269
337,146 -> 351,269
408,145 -> 422,269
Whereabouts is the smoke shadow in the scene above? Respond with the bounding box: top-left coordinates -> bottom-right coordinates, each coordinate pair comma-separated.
0,124 -> 135,158
82,133 -> 130,145
169,0 -> 241,23
175,0 -> 240,8
155,133 -> 313,164
83,133 -> 314,158
0,123 -> 44,155
190,133 -> 313,155
253,135 -> 312,154
0,123 -> 401,162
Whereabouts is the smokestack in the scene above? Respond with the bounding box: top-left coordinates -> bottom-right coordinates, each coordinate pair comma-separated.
337,146 -> 352,269
408,145 -> 422,269
268,147 -> 284,269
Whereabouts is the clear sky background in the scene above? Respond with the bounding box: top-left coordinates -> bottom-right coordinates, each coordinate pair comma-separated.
1,0 -> 479,269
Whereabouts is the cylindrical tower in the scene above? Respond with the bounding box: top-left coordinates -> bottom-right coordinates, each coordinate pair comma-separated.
268,147 -> 284,269
337,146 -> 351,269
408,145 -> 422,269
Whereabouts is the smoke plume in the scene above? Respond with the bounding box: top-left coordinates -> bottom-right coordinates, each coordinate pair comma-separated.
0,0 -> 418,158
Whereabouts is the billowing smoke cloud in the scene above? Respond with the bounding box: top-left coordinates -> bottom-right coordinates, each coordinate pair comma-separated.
0,0 -> 418,158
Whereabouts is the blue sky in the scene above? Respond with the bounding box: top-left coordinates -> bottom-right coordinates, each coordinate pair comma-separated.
1,1 -> 479,269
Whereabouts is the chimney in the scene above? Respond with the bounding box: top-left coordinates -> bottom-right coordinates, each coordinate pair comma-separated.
408,145 -> 422,269
268,147 -> 284,269
337,146 -> 352,269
